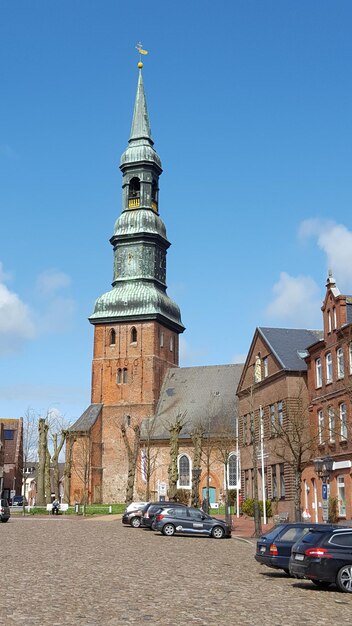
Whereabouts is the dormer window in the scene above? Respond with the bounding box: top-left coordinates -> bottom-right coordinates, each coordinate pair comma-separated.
130,327 -> 137,344
128,177 -> 140,208
151,179 -> 158,211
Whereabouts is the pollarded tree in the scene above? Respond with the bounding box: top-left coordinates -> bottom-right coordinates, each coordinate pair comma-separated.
121,422 -> 140,505
167,413 -> 186,501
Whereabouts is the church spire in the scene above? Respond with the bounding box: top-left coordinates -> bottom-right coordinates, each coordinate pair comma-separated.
129,68 -> 154,145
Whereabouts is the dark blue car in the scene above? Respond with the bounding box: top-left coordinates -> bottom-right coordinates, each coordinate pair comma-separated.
255,523 -> 329,573
153,505 -> 231,539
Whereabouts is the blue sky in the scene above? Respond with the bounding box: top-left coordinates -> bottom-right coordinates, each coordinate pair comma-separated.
1,1 -> 352,422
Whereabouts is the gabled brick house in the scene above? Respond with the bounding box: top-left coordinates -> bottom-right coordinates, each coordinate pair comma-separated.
237,327 -> 322,521
0,417 -> 23,502
303,272 -> 352,521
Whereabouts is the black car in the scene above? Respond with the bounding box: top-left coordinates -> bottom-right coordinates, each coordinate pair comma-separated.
153,505 -> 231,539
121,502 -> 148,528
255,522 -> 329,574
0,499 -> 10,523
141,501 -> 186,529
290,526 -> 352,592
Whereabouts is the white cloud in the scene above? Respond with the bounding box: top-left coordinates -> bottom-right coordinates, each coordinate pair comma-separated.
179,336 -> 205,365
0,282 -> 36,355
299,219 -> 352,290
266,272 -> 322,327
36,270 -> 71,295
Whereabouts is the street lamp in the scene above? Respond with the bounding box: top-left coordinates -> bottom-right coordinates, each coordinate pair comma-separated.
313,456 -> 334,523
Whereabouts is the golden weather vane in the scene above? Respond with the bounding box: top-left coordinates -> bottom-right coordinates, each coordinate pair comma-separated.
135,42 -> 149,68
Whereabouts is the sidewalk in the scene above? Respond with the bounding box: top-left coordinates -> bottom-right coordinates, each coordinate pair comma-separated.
231,515 -> 272,539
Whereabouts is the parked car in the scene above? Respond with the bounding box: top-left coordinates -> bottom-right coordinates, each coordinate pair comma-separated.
290,525 -> 352,592
11,496 -> 28,507
255,522 -> 329,574
141,501 -> 187,529
0,499 -> 10,522
125,501 -> 147,513
122,509 -> 144,528
153,505 -> 231,538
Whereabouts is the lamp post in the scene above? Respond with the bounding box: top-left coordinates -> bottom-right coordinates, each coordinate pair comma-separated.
192,468 -> 201,509
313,456 -> 334,523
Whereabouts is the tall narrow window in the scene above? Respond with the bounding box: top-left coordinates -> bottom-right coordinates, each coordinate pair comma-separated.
270,404 -> 276,435
263,357 -> 268,378
337,347 -> 344,379
178,454 -> 191,488
259,406 -> 264,440
280,464 -> 285,498
328,407 -> 335,443
110,329 -> 116,346
326,352 -> 333,383
117,368 -> 128,384
242,415 -> 247,445
169,336 -> 173,352
337,476 -> 346,516
340,402 -> 347,440
130,327 -> 137,343
315,358 -> 322,388
278,401 -> 283,427
123,368 -> 128,384
328,310 -> 332,332
318,410 -> 324,444
160,332 -> 164,348
129,177 -> 140,198
117,368 -> 122,384
272,466 -> 278,499
349,343 -> 352,375
333,307 -> 337,329
228,453 -> 238,488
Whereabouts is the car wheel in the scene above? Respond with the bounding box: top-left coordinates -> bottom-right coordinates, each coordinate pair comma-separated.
130,516 -> 141,528
0,518 -> 9,523
311,579 -> 331,589
211,525 -> 225,539
283,569 -> 290,576
336,565 -> 352,593
162,523 -> 176,536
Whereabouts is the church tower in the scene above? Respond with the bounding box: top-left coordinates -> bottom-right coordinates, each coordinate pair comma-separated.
78,62 -> 184,502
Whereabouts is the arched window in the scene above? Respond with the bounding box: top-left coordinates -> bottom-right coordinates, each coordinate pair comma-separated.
151,179 -> 158,201
131,327 -> 137,344
227,453 -> 238,488
177,454 -> 191,488
128,177 -> 140,199
110,329 -> 116,346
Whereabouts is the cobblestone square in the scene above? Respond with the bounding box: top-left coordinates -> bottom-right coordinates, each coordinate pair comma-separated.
1,516 -> 351,625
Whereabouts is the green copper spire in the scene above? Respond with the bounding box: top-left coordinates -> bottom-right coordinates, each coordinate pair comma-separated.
89,66 -> 184,334
129,69 -> 153,144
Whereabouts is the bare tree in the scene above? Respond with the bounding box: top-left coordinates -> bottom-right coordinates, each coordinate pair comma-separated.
213,411 -> 237,527
191,423 -> 204,507
63,434 -> 74,504
121,422 -> 140,505
167,413 -> 186,501
37,417 -> 48,506
20,408 -> 38,514
71,434 -> 91,515
139,415 -> 160,502
245,384 -> 262,537
271,380 -> 318,522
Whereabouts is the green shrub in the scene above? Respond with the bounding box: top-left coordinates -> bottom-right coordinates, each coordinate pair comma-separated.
241,498 -> 272,517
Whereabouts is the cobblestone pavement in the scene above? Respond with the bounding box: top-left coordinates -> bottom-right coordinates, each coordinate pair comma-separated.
1,516 -> 351,626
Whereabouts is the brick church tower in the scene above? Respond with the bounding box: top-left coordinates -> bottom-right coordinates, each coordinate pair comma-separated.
68,62 -> 184,504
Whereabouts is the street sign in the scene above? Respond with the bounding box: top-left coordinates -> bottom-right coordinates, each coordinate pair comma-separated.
322,499 -> 329,522
322,483 -> 328,500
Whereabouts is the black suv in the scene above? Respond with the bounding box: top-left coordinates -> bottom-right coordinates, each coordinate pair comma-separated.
290,526 -> 352,592
0,499 -> 10,522
141,501 -> 187,529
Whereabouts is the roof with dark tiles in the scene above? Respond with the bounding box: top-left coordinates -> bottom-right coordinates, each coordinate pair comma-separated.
258,327 -> 323,371
141,364 -> 244,441
69,404 -> 103,433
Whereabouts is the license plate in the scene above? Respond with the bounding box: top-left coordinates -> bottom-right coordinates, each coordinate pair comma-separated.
295,554 -> 304,561
260,546 -> 266,553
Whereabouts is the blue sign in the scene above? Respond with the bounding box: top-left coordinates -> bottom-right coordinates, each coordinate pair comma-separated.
322,483 -> 328,500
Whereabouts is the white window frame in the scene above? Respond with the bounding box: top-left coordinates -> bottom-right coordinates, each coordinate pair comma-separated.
315,358 -> 322,388
270,404 -> 275,435
226,452 -> 240,489
337,475 -> 346,517
318,410 -> 324,445
278,401 -> 283,427
328,310 -> 332,332
349,342 -> 352,375
177,453 -> 192,489
337,347 -> 344,379
326,352 -> 333,384
340,402 -> 347,441
333,307 -> 337,329
328,406 -> 335,443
